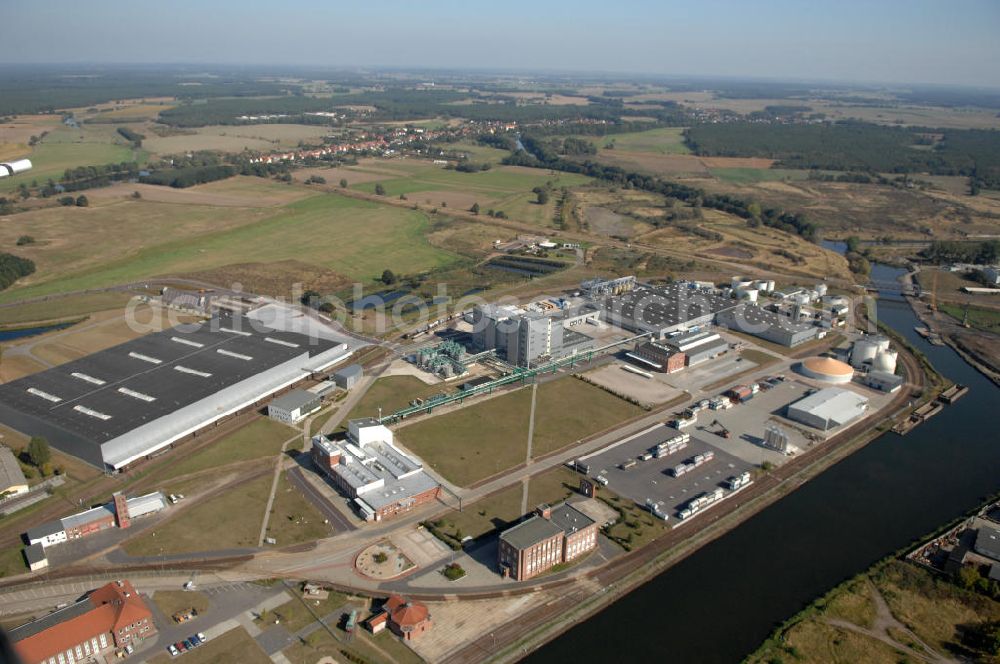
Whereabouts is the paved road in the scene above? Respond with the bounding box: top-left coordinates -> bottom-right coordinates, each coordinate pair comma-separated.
287,466 -> 357,533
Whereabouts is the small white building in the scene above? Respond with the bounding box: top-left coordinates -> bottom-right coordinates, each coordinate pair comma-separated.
268,389 -> 322,423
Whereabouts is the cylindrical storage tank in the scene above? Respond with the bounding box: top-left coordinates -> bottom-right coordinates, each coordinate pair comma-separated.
793,293 -> 810,305
874,336 -> 891,353
745,289 -> 759,303
851,339 -> 880,368
874,350 -> 898,373
815,284 -> 828,296
766,280 -> 776,292
731,276 -> 743,289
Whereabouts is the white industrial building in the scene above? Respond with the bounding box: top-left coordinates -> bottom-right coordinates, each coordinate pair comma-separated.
786,388 -> 870,431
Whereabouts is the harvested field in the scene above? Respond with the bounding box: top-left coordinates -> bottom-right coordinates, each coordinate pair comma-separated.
292,165 -> 398,186
86,176 -> 311,207
187,260 -> 352,298
143,123 -> 332,154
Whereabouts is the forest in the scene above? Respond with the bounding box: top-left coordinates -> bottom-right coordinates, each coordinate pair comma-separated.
685,122 -> 1000,187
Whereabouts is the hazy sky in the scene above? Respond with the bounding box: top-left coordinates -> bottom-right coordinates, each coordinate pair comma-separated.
4,0 -> 999,87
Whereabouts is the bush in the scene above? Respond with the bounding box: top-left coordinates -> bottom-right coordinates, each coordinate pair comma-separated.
75,195 -> 89,207
374,183 -> 386,195
442,563 -> 466,580
373,552 -> 388,564
15,235 -> 34,246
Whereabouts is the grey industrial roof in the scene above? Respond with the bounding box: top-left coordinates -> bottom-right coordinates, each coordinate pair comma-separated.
0,445 -> 26,489
975,525 -> 1000,562
9,596 -> 93,642
334,364 -> 363,379
500,515 -> 563,550
602,283 -> 738,330
357,471 -> 439,511
548,503 -> 594,536
23,543 -> 45,565
0,312 -> 342,460
717,304 -> 816,335
269,389 -> 319,412
25,519 -> 64,541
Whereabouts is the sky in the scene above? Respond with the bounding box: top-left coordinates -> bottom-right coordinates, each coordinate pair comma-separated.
3,0 -> 1000,88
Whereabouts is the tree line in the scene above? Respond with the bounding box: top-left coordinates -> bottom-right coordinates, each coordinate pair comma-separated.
0,253 -> 35,291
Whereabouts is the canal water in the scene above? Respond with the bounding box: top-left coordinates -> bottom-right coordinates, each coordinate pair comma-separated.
529,261 -> 1000,663
0,321 -> 76,342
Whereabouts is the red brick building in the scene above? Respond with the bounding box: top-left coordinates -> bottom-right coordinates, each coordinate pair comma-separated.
498,503 -> 599,580
384,595 -> 432,641
11,579 -> 156,664
633,341 -> 686,373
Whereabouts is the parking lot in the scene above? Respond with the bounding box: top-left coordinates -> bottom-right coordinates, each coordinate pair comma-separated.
580,425 -> 753,518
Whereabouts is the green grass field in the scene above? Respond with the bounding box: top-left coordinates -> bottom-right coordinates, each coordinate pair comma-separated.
0,125 -> 140,193
264,590 -> 349,632
600,127 -> 691,154
124,473 -> 273,556
157,417 -> 296,481
0,193 -> 462,302
940,302 -> 1000,333
431,466 -> 580,542
352,162 -> 590,200
398,377 -> 642,486
344,375 -> 450,423
264,470 -> 336,546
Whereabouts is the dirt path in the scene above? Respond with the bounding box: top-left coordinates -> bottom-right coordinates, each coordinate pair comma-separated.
825,581 -> 956,664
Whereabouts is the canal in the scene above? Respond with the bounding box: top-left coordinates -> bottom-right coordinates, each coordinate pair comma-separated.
0,320 -> 77,343
528,262 -> 1000,663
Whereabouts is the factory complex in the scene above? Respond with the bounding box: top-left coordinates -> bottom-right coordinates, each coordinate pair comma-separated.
0,312 -> 353,470
311,419 -> 440,522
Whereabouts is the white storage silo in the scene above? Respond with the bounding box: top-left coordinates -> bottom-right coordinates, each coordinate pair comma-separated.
851,338 -> 880,368
874,336 -> 891,353
766,280 -> 776,292
815,283 -> 828,296
745,289 -> 759,303
874,350 -> 898,374
731,276 -> 743,289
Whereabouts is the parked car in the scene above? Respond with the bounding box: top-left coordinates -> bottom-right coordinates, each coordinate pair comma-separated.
175,642 -> 187,653
189,635 -> 201,647
182,639 -> 194,650
196,632 -> 207,642
167,645 -> 179,657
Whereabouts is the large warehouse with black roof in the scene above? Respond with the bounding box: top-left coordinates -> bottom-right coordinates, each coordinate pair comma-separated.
0,313 -> 352,470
